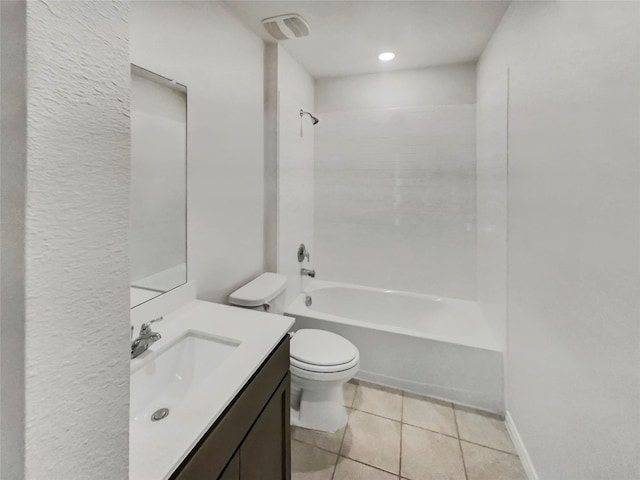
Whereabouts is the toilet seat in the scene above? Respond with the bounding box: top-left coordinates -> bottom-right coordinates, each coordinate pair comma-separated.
291,329 -> 358,365
290,329 -> 360,377
290,359 -> 360,382
290,353 -> 360,374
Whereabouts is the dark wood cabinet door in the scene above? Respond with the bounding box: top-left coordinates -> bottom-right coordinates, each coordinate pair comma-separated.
219,452 -> 240,480
239,373 -> 291,480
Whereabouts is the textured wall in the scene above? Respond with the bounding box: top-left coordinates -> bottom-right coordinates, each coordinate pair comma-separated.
314,65 -> 476,299
24,1 -> 130,478
478,2 -> 640,478
130,1 -> 265,304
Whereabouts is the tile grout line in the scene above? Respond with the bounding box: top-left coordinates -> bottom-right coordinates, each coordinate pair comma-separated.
459,438 -> 520,457
349,400 -> 404,423
350,404 -> 463,445
339,451 -> 401,477
330,453 -> 339,480
453,405 -> 469,480
297,381 -> 520,479
401,420 -> 460,441
300,382 -> 517,479
399,418 -> 518,456
353,409 -> 402,423
293,435 -> 520,479
339,383 -> 402,478
336,455 -> 401,478
331,386 -> 355,480
451,404 -> 519,456
357,379 -> 505,422
358,380 -> 496,417
292,437 -> 341,457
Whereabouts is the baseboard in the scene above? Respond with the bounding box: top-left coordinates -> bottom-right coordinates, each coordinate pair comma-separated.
505,411 -> 539,480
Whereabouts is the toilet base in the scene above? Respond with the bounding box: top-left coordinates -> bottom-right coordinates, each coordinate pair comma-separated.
290,393 -> 348,433
290,367 -> 357,433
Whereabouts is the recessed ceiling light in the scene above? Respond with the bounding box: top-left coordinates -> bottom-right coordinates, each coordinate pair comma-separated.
378,52 -> 395,62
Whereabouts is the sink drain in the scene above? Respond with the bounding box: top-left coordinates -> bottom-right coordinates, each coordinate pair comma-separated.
151,408 -> 170,422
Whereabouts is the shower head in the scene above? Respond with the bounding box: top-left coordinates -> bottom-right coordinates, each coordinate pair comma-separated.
300,109 -> 320,125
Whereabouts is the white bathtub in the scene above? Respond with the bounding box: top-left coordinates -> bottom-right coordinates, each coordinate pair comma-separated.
286,280 -> 503,413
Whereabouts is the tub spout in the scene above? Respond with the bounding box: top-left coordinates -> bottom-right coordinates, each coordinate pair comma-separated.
301,268 -> 316,278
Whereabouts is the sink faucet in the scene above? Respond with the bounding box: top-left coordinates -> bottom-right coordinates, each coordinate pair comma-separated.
131,317 -> 163,359
301,268 -> 316,278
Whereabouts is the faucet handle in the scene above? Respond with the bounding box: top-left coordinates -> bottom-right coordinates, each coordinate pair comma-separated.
297,244 -> 310,262
140,316 -> 163,333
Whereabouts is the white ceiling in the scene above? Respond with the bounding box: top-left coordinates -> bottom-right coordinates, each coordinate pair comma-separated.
225,1 -> 510,78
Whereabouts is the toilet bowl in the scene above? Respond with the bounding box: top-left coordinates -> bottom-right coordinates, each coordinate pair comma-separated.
229,273 -> 359,433
289,328 -> 359,432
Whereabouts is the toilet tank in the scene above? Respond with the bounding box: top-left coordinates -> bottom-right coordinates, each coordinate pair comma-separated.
228,272 -> 287,314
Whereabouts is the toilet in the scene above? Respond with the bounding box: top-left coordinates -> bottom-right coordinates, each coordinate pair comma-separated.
229,273 -> 359,433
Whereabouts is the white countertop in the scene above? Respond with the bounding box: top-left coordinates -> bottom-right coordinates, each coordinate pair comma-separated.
129,300 -> 294,480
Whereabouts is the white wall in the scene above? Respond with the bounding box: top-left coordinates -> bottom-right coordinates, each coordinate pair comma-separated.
131,1 -> 265,303
264,44 -> 279,274
275,46 -> 315,305
18,1 -> 129,478
476,58 -> 508,349
477,2 -> 640,478
316,62 -> 476,112
314,64 -> 477,299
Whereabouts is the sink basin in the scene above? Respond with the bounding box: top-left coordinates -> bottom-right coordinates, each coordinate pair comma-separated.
130,332 -> 239,423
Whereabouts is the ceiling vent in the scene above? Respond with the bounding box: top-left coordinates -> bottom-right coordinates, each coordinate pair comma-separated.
262,14 -> 310,41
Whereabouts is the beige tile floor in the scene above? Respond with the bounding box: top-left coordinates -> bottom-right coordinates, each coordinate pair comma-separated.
291,380 -> 528,480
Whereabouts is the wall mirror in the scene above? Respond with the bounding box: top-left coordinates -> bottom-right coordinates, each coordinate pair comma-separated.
130,64 -> 187,308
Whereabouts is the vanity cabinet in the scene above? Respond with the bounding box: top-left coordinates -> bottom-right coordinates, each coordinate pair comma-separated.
170,336 -> 291,480
218,453 -> 239,480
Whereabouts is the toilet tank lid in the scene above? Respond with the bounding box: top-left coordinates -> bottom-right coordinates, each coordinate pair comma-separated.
229,272 -> 287,307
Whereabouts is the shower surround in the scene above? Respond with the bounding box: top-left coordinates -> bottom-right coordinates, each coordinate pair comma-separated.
298,64 -> 495,410
314,65 -> 477,300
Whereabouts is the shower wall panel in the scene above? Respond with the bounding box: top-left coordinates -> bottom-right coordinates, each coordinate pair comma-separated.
314,104 -> 476,299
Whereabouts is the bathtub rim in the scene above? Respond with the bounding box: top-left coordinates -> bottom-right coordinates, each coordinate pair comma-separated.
287,279 -> 502,353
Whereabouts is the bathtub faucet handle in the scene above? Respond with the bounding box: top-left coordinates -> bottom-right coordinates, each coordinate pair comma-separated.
298,244 -> 310,262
